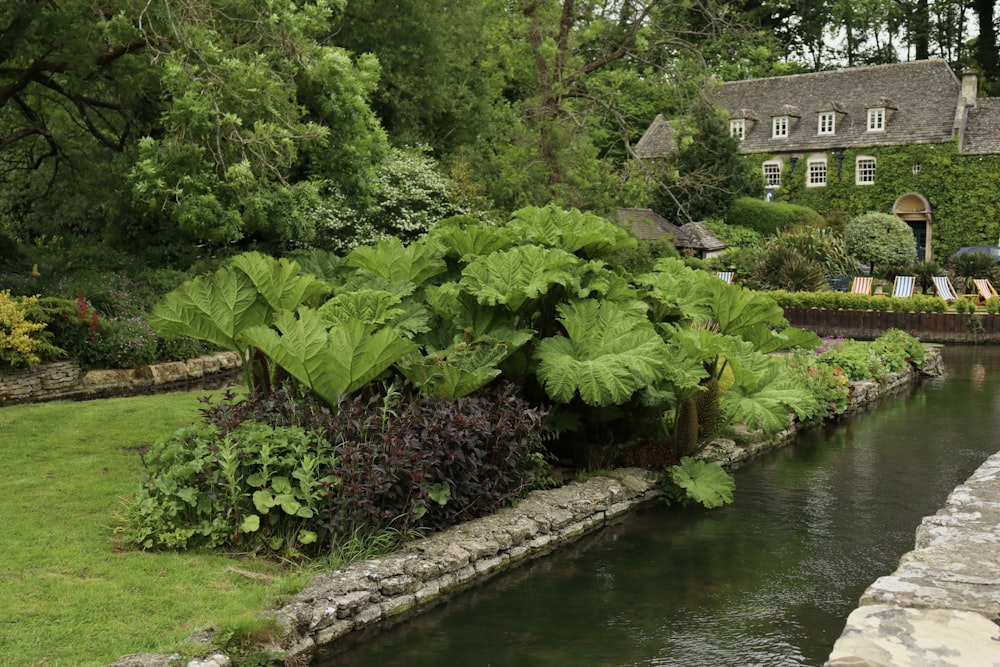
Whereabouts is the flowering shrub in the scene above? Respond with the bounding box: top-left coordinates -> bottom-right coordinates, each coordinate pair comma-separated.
786,349 -> 851,420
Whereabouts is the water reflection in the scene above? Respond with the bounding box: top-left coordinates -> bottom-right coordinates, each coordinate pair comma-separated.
319,346 -> 1000,667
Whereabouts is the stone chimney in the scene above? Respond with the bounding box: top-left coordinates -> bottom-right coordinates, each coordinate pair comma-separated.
961,69 -> 979,108
955,69 -> 979,148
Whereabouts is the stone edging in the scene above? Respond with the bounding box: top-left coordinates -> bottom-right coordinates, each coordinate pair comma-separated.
0,353 -> 242,405
107,350 -> 941,667
825,450 -> 1000,667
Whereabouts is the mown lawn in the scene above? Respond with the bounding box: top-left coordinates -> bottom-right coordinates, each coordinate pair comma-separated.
0,390 -> 307,667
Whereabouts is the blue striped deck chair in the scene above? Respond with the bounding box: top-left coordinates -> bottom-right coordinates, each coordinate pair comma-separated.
716,271 -> 734,284
932,276 -> 958,302
891,275 -> 916,298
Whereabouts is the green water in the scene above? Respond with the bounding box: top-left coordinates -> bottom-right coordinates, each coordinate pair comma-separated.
318,345 -> 1000,667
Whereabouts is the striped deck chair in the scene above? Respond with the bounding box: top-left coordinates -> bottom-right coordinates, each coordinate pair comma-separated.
970,278 -> 999,305
932,276 -> 958,302
850,276 -> 873,295
891,275 -> 916,298
716,271 -> 734,284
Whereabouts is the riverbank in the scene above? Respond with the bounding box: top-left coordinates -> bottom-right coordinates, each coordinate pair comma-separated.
106,350 -> 943,667
825,450 -> 1000,666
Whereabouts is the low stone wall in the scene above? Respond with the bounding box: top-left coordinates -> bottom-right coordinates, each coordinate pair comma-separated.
0,352 -> 242,405
274,469 -> 662,663
825,452 -> 1000,667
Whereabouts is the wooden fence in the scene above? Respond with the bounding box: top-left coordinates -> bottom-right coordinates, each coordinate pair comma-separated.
782,307 -> 1000,343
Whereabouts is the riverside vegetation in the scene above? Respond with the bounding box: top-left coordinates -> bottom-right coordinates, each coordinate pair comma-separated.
2,207 -> 932,666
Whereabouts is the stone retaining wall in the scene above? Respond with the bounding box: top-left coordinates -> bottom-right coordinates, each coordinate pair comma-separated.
825,451 -> 1000,667
0,353 -> 242,405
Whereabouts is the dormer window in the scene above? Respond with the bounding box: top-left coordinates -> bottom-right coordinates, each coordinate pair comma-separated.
772,116 -> 789,138
730,119 -> 746,140
867,108 -> 885,132
818,112 -> 836,135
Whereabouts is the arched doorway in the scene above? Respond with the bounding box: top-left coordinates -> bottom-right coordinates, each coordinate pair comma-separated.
894,193 -> 933,261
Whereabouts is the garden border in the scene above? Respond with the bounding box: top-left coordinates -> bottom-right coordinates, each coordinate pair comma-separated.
106,350 -> 941,667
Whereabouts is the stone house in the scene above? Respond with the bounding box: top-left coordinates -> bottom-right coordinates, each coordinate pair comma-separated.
636,59 -> 1000,262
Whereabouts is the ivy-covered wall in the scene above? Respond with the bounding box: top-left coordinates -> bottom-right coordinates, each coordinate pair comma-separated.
745,143 -> 1000,259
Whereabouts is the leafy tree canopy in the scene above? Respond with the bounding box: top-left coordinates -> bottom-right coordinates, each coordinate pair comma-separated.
1,0 -> 388,255
844,212 -> 918,277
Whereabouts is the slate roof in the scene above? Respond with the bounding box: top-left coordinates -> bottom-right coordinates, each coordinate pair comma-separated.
634,114 -> 675,159
673,222 -> 726,252
612,207 -> 679,241
714,59 -> 961,153
635,60 -> 980,159
963,98 -> 1000,153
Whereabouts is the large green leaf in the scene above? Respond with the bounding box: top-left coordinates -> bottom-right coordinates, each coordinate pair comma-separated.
424,218 -> 515,261
506,205 -> 637,258
669,457 -> 735,508
399,340 -> 509,399
535,299 -> 670,406
149,266 -> 269,352
722,359 -> 818,432
326,319 -> 418,394
319,290 -> 405,327
635,259 -> 715,322
230,252 -> 330,313
460,245 -> 582,312
242,308 -> 417,404
346,237 -> 446,285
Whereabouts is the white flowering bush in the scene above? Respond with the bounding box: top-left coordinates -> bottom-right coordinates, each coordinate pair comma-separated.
312,146 -> 467,253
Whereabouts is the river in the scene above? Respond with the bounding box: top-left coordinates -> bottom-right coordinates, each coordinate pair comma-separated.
318,345 -> 1000,667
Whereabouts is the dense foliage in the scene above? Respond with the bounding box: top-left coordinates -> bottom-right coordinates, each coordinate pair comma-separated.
126,381 -> 547,555
843,212 -> 918,277
725,197 -> 826,236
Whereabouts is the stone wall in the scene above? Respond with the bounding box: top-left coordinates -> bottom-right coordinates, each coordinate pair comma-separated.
0,352 -> 242,405
825,451 -> 1000,667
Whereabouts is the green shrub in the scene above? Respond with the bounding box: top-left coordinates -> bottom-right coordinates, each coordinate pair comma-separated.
725,197 -> 824,236
768,290 -> 948,313
813,330 -> 924,384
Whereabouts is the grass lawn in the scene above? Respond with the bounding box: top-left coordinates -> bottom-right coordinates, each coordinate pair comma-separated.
0,390 -> 309,667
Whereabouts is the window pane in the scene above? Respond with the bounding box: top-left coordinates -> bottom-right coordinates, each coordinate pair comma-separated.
856,157 -> 876,184
808,160 -> 827,186
763,162 -> 781,187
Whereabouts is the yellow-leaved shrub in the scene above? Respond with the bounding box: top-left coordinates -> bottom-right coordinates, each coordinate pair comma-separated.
0,290 -> 46,368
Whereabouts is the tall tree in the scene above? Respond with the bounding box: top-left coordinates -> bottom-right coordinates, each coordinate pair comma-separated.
972,0 -> 1000,92
649,97 -> 763,223
0,0 -> 389,255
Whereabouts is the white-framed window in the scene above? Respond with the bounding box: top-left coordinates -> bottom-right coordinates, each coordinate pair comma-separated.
729,119 -> 746,140
807,158 -> 827,187
772,116 -> 789,138
763,160 -> 782,187
867,108 -> 885,132
912,163 -> 922,175
818,112 -> 836,135
856,156 -> 876,184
